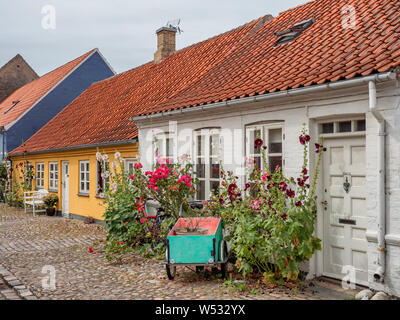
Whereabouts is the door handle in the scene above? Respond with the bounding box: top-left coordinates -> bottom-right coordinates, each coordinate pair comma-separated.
321,200 -> 328,206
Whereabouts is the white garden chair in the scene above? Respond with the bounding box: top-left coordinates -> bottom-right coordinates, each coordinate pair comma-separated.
23,189 -> 49,216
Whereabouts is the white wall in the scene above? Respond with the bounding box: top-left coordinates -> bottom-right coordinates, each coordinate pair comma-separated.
136,79 -> 400,295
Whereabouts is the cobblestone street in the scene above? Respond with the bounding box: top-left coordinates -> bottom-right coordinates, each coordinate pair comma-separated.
0,204 -> 359,300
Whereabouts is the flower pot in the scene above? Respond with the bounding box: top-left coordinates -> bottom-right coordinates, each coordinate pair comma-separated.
46,207 -> 56,216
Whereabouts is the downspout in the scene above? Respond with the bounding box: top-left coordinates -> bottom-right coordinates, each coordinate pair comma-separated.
369,80 -> 386,283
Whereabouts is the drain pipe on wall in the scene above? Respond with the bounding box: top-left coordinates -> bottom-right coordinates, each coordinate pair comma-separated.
369,80 -> 386,283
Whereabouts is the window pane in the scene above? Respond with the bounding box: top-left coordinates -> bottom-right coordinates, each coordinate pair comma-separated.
339,121 -> 352,132
210,134 -> 219,156
322,123 -> 334,134
81,182 -> 84,190
254,156 -> 261,170
86,163 -> 89,171
86,173 -> 89,181
166,138 -> 173,157
81,162 -> 84,171
269,156 -> 282,172
356,120 -> 366,131
251,129 -> 262,154
197,135 -> 205,156
196,161 -> 205,178
55,181 -> 58,188
269,128 -> 282,153
210,162 -> 220,179
81,173 -> 84,181
210,180 -> 220,196
196,180 -> 205,200
86,182 -> 89,190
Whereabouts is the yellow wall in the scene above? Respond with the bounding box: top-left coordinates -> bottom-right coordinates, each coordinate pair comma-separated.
11,143 -> 138,220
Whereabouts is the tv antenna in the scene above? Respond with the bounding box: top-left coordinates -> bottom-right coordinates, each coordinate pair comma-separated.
166,19 -> 183,34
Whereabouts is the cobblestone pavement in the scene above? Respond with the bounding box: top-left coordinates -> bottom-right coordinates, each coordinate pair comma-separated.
0,204 -> 359,300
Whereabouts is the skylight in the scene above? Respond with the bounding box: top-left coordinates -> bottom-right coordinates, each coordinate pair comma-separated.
274,19 -> 314,46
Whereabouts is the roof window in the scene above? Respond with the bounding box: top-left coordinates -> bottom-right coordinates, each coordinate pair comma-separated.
274,19 -> 314,46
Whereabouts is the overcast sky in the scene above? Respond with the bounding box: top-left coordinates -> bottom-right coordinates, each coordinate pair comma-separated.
0,0 -> 305,75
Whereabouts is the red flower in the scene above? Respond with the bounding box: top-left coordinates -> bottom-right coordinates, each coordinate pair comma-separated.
254,138 -> 263,148
134,163 -> 143,169
120,242 -> 124,246
244,183 -> 250,191
140,218 -> 145,224
130,175 -> 134,179
219,197 -> 224,205
282,214 -> 287,221
302,168 -> 308,175
89,248 -> 94,253
295,201 -> 302,207
286,189 -> 295,198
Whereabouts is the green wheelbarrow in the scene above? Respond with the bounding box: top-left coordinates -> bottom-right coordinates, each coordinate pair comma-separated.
164,216 -> 228,280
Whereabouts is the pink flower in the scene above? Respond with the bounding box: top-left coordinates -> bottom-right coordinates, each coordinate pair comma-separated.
140,218 -> 145,224
134,163 -> 143,169
130,175 -> 134,179
120,241 -> 124,245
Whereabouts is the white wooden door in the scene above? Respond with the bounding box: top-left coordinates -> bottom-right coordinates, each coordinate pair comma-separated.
62,161 -> 70,218
322,136 -> 368,285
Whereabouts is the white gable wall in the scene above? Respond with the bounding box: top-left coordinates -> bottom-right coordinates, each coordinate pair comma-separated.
136,78 -> 400,296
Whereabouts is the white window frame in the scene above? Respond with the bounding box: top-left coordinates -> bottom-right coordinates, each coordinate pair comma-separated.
48,162 -> 58,191
194,128 -> 221,201
36,162 -> 44,189
245,122 -> 284,173
123,158 -> 137,173
79,160 -> 90,194
319,117 -> 366,138
154,132 -> 175,166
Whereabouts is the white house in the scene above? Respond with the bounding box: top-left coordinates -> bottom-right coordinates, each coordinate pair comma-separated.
132,0 -> 400,295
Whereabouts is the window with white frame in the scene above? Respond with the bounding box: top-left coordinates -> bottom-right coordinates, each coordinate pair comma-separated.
96,160 -> 109,196
36,163 -> 44,189
124,158 -> 136,173
246,123 -> 284,173
194,128 -> 221,200
79,161 -> 90,194
154,133 -> 174,166
319,118 -> 366,134
49,162 -> 58,191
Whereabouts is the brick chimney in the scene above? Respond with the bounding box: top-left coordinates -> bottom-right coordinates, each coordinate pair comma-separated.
154,26 -> 177,63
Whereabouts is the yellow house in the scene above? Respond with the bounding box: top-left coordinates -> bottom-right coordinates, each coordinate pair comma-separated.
9,21 -> 273,221
11,144 -> 137,221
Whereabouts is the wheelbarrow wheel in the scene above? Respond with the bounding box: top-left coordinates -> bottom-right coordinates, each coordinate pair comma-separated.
166,264 -> 176,280
165,247 -> 176,280
220,240 -> 228,279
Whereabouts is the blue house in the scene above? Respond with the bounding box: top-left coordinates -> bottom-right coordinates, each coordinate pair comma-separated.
0,49 -> 115,158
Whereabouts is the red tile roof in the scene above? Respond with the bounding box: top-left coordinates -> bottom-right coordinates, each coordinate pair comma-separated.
0,49 -> 95,127
11,0 -> 400,155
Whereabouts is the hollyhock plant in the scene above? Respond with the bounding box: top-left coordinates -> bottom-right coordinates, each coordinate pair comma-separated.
206,125 -> 326,282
